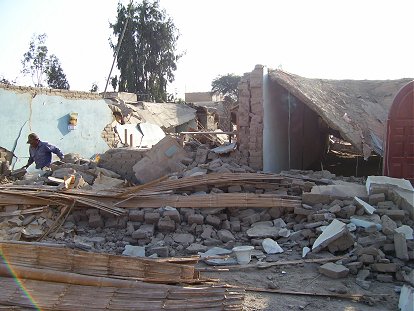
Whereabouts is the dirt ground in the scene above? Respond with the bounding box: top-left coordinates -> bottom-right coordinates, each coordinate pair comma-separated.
200,259 -> 400,311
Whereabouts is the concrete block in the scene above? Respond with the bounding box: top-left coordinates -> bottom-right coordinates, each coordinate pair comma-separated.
318,263 -> 349,279
394,232 -> 409,261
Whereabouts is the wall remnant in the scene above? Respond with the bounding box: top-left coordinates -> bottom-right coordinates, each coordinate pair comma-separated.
237,65 -> 264,170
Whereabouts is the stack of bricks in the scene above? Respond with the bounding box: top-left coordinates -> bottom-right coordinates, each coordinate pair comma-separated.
237,65 -> 264,170
101,123 -> 119,148
98,148 -> 147,183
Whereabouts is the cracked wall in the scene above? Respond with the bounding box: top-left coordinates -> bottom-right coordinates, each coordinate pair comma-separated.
0,84 -> 113,169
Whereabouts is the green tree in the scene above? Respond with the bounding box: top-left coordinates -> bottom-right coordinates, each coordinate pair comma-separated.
110,0 -> 181,102
21,33 -> 70,89
45,55 -> 70,90
21,33 -> 48,87
211,73 -> 241,103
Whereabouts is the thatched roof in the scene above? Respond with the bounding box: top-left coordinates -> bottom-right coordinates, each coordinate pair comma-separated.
269,70 -> 413,156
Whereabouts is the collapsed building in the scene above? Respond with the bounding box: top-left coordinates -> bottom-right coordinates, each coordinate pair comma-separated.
238,66 -> 413,182
0,70 -> 413,310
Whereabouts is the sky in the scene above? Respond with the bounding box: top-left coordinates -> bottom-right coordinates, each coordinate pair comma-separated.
0,0 -> 413,99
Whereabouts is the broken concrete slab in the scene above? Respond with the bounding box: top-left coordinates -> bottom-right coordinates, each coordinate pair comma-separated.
366,176 -> 414,193
262,238 -> 283,254
350,215 -> 382,231
311,182 -> 368,199
312,219 -> 347,253
354,197 -> 376,215
395,225 -> 414,240
398,285 -> 414,311
133,136 -> 188,184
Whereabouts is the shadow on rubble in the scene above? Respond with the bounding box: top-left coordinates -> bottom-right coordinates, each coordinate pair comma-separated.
311,151 -> 382,179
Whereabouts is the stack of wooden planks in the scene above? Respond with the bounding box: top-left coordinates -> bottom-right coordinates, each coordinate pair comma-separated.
0,173 -> 302,212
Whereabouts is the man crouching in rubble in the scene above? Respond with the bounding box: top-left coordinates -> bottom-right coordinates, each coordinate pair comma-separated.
23,133 -> 64,170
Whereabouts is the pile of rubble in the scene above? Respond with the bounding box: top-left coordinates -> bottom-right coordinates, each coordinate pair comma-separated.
1,136 -> 413,309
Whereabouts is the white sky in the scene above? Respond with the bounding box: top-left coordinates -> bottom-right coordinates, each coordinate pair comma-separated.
0,0 -> 413,99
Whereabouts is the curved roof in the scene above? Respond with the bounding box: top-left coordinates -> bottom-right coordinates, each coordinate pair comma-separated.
269,70 -> 413,156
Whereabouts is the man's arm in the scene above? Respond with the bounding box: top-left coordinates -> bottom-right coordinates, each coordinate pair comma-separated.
47,143 -> 64,161
24,156 -> 34,169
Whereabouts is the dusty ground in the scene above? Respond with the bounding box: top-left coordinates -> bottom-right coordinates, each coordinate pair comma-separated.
200,260 -> 399,311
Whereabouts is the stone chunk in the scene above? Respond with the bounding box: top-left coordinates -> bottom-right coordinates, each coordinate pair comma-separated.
145,212 -> 161,224
217,229 -> 235,243
371,263 -> 398,273
247,225 -> 279,238
188,214 -> 204,225
318,263 -> 349,279
173,233 -> 195,245
327,231 -> 355,253
157,218 -> 175,232
294,207 -> 313,215
376,274 -> 393,283
242,213 -> 261,225
132,224 -> 154,239
228,185 -> 242,193
88,214 -> 104,228
368,193 -> 385,205
148,246 -> 169,257
206,215 -> 221,228
381,215 -> 397,235
302,193 -> 330,205
129,209 -> 144,222
164,209 -> 181,223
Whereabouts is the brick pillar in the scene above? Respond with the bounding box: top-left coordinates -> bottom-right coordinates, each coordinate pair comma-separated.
237,65 -> 264,170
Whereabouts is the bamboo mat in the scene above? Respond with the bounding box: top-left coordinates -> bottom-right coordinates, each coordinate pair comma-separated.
0,277 -> 244,311
0,242 -> 196,283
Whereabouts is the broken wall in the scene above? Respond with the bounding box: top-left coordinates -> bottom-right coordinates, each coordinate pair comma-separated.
0,84 -> 113,169
237,65 -> 265,170
238,66 -> 326,173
